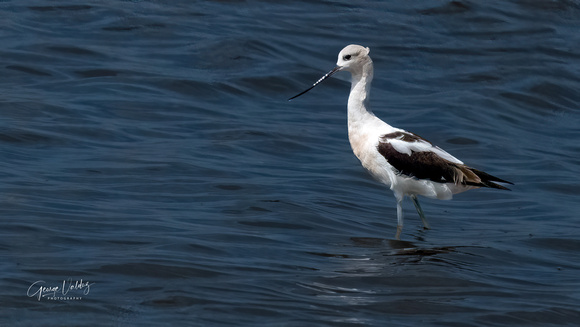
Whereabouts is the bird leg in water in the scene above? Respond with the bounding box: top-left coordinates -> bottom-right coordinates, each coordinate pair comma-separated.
395,193 -> 404,240
411,194 -> 430,230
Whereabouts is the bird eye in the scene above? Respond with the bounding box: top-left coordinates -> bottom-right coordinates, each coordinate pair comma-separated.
343,54 -> 351,61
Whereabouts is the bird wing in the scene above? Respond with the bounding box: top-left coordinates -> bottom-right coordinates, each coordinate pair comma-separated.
381,131 -> 462,162
377,131 -> 511,189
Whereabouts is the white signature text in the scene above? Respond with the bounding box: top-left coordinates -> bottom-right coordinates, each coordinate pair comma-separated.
27,279 -> 94,301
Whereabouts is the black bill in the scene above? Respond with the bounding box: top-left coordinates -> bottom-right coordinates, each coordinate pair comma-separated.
288,66 -> 342,101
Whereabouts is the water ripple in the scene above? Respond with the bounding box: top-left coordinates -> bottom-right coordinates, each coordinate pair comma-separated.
1,1 -> 579,326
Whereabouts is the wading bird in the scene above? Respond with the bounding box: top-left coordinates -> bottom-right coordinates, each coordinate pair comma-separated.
290,44 -> 512,239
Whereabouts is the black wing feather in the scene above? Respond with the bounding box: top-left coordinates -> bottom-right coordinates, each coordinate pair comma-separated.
377,132 -> 513,190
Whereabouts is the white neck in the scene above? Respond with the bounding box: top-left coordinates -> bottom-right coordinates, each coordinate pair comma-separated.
347,60 -> 377,128
345,57 -> 395,183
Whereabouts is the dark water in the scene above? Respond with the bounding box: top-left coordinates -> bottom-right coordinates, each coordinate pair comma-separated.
1,1 -> 579,326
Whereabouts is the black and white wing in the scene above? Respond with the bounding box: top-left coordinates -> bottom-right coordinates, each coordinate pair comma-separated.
377,131 -> 512,189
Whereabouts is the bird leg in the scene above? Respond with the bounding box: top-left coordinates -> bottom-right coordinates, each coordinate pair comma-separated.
395,193 -> 404,240
411,194 -> 430,230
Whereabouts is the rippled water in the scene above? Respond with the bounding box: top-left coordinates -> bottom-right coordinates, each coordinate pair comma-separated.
1,1 -> 579,326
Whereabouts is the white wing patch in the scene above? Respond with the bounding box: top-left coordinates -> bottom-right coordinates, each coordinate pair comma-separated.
385,131 -> 463,164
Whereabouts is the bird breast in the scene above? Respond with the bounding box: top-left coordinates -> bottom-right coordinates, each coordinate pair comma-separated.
348,120 -> 396,186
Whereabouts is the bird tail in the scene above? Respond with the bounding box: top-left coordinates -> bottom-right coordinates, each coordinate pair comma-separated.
466,168 -> 513,190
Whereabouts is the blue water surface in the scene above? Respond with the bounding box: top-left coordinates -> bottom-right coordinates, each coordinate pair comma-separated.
1,1 -> 579,326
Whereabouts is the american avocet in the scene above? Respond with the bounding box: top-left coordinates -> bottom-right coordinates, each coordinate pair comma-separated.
290,44 -> 512,240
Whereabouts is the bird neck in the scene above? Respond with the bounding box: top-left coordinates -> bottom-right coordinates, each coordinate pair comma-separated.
347,60 -> 375,123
